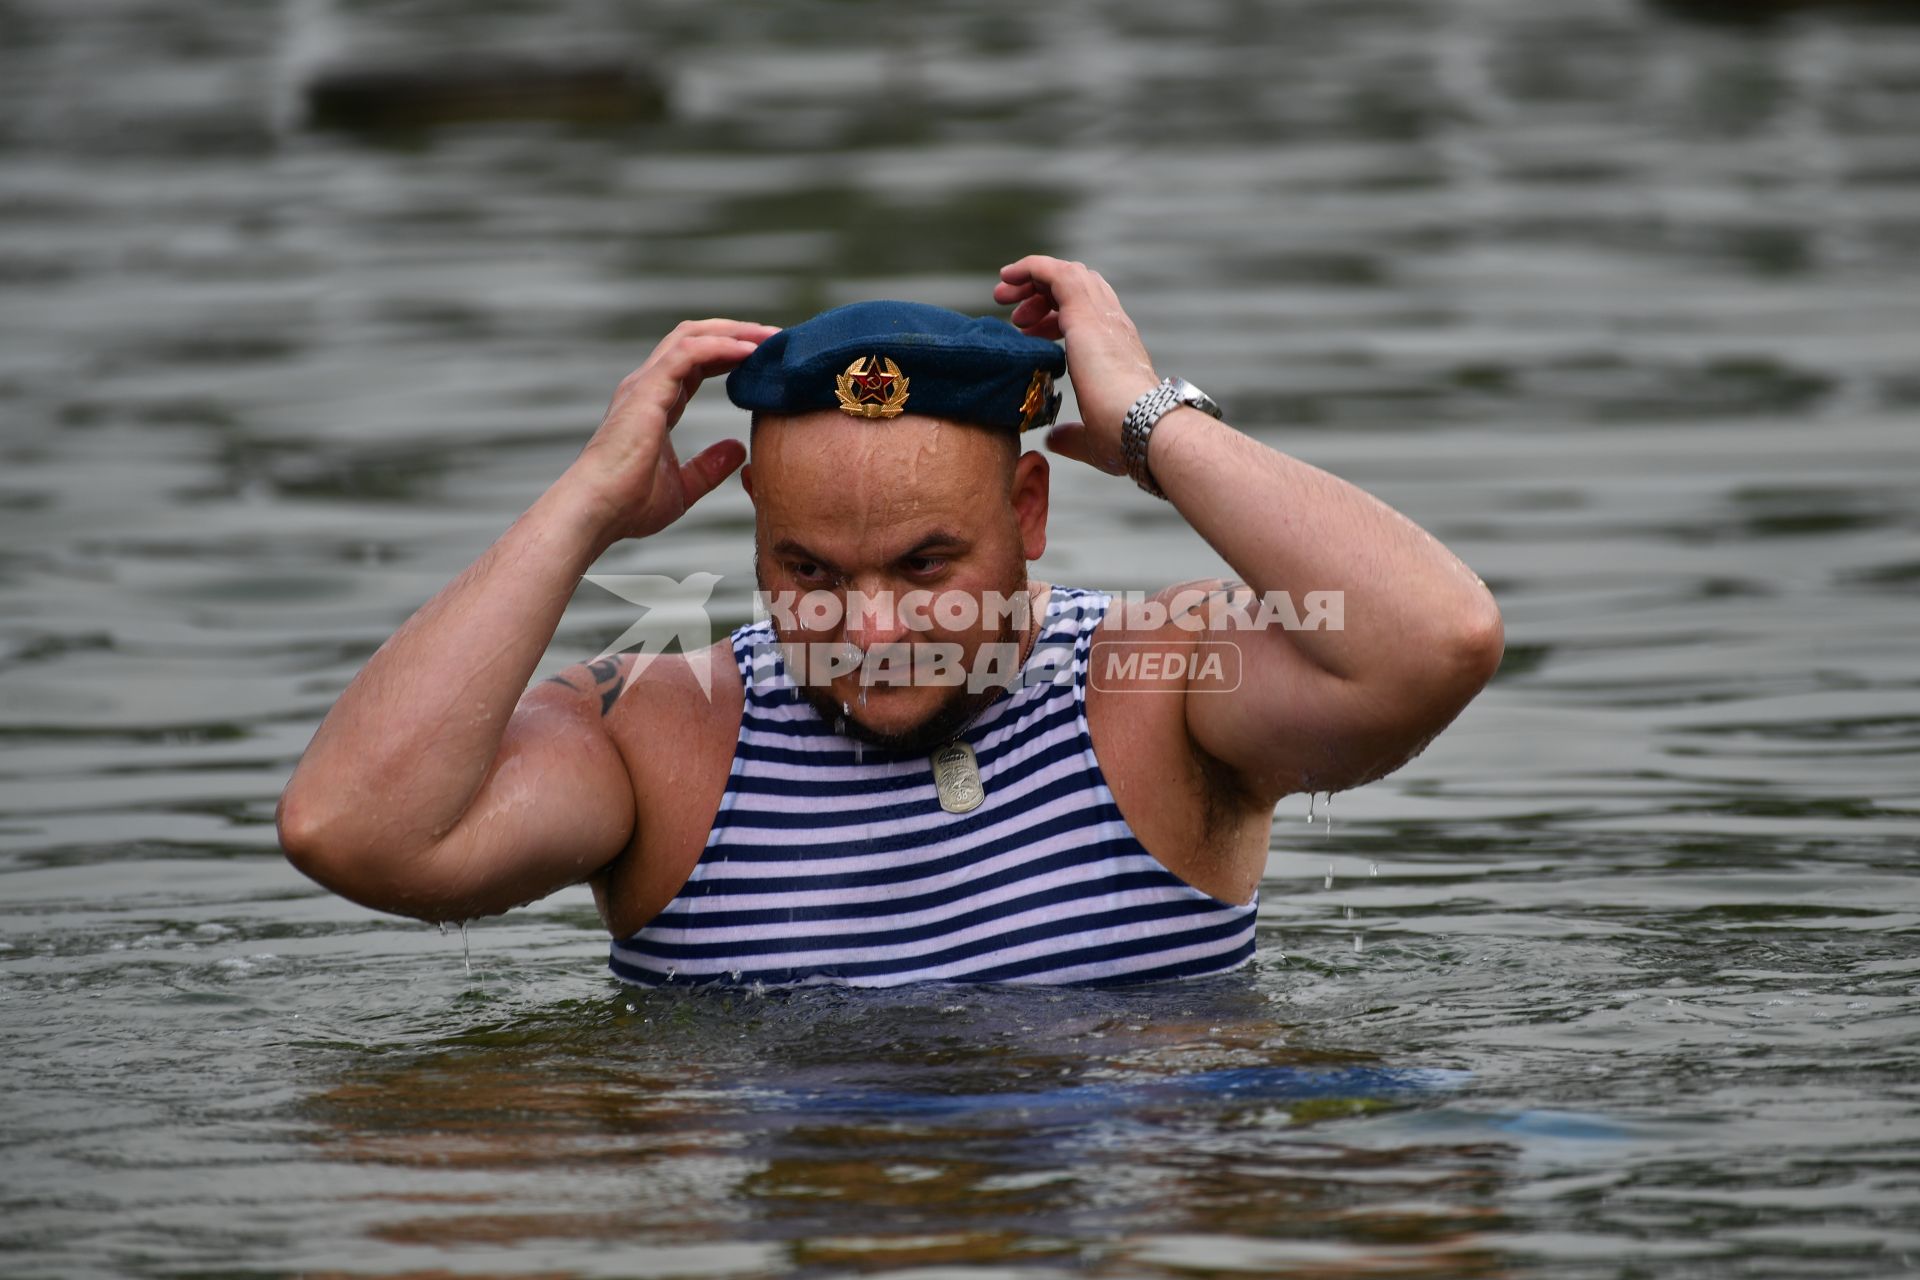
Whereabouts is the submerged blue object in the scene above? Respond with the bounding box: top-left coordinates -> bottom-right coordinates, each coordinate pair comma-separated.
725,300 -> 1066,432
750,1066 -> 1472,1120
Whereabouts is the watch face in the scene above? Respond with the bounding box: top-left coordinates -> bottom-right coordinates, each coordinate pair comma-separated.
1170,378 -> 1224,419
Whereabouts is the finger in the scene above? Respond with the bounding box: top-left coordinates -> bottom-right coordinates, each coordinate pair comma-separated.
1000,255 -> 1069,286
633,321 -> 778,380
620,332 -> 766,394
668,352 -> 762,425
648,335 -> 764,390
992,280 -> 1038,305
1042,422 -> 1116,473
670,318 -> 783,342
678,438 -> 747,508
1017,312 -> 1065,342
1001,255 -> 1088,295
614,336 -> 763,422
1009,294 -> 1056,329
683,346 -> 765,385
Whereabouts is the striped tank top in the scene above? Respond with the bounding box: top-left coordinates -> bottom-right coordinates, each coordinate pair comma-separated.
607,584 -> 1259,989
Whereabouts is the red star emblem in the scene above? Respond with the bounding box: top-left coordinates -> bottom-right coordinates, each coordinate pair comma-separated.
835,355 -> 909,418
850,357 -> 895,403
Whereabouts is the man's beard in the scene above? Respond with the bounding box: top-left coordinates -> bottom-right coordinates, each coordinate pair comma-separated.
752,546 -> 1036,755
794,620 -> 1026,756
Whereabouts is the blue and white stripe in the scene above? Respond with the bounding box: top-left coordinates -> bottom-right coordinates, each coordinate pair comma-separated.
609,585 -> 1258,989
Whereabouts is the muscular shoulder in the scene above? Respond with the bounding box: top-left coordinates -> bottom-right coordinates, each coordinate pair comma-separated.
1089,578 -> 1269,802
1083,579 -> 1272,904
587,638 -> 746,935
1093,578 -> 1245,662
1095,579 -> 1261,698
602,638 -> 745,763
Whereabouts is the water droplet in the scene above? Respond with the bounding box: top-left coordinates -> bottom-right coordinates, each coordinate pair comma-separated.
729,969 -> 742,982
1324,861 -> 1334,890
1344,905 -> 1353,920
1368,861 -> 1379,878
1352,934 -> 1363,954
665,967 -> 677,981
1323,791 -> 1333,838
436,921 -> 447,936
458,920 -> 470,976
1306,791 -> 1316,823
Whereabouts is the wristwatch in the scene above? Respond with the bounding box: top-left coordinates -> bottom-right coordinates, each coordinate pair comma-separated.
1120,376 -> 1224,499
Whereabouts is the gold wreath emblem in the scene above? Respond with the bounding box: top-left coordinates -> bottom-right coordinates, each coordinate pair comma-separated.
1017,369 -> 1057,432
835,355 -> 910,419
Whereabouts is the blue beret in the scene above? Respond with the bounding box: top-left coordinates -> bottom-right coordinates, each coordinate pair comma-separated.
726,300 -> 1065,433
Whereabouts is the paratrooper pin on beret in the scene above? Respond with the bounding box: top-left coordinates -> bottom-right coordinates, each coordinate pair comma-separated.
725,300 -> 1066,433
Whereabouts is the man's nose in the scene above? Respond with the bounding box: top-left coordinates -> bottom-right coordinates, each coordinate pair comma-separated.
844,585 -> 909,651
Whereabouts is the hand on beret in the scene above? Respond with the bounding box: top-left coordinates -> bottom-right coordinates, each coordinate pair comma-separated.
995,257 -> 1162,478
570,319 -> 778,546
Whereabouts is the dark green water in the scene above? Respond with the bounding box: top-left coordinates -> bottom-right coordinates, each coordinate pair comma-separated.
2,0 -> 1918,1276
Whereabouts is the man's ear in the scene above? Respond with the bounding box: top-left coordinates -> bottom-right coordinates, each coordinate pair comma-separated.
740,462 -> 755,503
1010,450 -> 1049,562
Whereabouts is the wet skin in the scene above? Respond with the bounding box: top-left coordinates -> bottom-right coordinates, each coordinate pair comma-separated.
278,262 -> 1502,944
586,408 -> 1280,937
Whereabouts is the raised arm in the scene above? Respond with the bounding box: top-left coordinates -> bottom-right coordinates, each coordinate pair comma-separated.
276,320 -> 777,921
995,257 -> 1503,803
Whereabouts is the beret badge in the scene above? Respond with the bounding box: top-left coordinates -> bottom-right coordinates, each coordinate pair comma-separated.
1018,369 -> 1061,433
834,355 -> 910,419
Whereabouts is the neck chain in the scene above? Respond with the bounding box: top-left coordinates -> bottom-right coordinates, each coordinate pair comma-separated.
930,582 -> 1051,815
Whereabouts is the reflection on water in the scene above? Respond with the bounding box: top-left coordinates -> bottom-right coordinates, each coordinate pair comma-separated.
302,987 -> 1510,1276
2,0 -> 1919,1276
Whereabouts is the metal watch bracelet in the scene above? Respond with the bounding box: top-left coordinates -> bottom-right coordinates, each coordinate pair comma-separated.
1120,379 -> 1185,500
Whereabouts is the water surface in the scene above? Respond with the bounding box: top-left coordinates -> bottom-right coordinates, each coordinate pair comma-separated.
2,0 -> 1918,1276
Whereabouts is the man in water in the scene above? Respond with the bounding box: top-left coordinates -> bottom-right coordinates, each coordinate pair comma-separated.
277,257 -> 1504,987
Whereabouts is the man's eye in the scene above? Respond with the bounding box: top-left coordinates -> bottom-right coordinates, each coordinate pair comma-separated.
905,556 -> 946,576
791,561 -> 827,581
